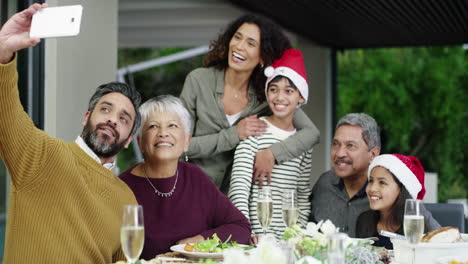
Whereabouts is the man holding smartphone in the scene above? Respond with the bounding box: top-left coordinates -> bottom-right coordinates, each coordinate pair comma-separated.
0,4 -> 142,263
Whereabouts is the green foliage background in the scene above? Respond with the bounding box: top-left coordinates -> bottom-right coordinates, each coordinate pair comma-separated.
337,46 -> 467,201
118,48 -> 204,102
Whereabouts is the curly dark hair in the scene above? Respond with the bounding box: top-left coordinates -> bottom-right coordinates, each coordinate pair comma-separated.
204,14 -> 291,101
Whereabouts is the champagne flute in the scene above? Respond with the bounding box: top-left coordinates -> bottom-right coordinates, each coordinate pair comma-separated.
327,233 -> 348,264
282,189 -> 299,228
257,187 -> 273,236
404,199 -> 424,264
404,199 -> 424,244
121,205 -> 145,264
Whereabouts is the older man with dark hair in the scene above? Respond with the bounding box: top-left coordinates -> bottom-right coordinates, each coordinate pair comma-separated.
309,113 -> 381,237
0,4 -> 141,263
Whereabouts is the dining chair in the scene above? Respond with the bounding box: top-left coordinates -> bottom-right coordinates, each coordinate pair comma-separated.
465,218 -> 468,233
425,203 -> 465,233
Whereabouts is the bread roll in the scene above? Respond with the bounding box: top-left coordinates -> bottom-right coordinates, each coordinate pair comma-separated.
421,226 -> 462,243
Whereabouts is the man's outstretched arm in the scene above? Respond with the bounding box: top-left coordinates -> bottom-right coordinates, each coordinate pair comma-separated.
0,3 -> 47,64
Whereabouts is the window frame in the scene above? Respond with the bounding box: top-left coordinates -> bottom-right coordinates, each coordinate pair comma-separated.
0,0 -> 45,260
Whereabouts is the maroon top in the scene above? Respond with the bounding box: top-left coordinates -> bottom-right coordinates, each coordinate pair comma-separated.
119,161 -> 251,260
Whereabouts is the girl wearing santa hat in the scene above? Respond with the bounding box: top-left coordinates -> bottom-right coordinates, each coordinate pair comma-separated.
228,49 -> 314,241
356,154 -> 441,249
180,15 -> 319,194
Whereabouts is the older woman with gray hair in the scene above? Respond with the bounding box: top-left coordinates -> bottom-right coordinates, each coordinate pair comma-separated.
119,95 -> 250,259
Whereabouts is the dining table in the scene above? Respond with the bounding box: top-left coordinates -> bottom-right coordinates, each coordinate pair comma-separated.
131,233 -> 468,264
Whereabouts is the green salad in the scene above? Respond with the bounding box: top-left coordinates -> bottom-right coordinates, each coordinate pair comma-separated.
191,234 -> 255,253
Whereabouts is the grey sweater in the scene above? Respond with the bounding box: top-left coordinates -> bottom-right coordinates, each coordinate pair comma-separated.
180,67 -> 320,193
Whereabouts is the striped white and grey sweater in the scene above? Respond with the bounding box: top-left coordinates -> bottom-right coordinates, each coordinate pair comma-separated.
228,117 -> 313,239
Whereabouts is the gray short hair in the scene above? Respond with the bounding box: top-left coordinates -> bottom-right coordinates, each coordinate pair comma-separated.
336,113 -> 381,150
138,95 -> 192,137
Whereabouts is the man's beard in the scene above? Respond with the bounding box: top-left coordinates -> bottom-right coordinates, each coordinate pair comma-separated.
81,120 -> 128,158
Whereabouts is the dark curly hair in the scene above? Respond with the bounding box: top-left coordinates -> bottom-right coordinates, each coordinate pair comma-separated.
204,14 -> 291,101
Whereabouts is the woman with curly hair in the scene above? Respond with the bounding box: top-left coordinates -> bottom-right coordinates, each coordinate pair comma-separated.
180,14 -> 320,193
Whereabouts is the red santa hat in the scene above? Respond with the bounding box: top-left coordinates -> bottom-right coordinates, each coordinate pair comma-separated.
368,154 -> 426,200
264,49 -> 309,104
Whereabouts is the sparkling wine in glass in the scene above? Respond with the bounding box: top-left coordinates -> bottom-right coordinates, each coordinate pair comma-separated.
327,232 -> 348,264
121,205 -> 144,264
404,199 -> 424,244
257,187 -> 273,236
404,199 -> 424,264
282,189 -> 299,228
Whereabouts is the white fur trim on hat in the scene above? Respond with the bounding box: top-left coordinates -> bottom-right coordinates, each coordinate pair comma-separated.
264,66 -> 308,105
264,66 -> 275,78
368,154 -> 422,199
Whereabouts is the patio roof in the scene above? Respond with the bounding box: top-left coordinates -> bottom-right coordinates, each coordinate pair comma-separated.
119,0 -> 467,49
119,0 -> 247,48
229,0 -> 468,49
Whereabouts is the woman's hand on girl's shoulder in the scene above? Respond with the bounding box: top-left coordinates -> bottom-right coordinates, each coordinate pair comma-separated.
236,115 -> 267,140
253,149 -> 275,187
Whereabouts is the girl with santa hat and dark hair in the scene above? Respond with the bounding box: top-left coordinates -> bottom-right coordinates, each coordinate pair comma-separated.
229,49 -> 314,242
356,154 -> 441,249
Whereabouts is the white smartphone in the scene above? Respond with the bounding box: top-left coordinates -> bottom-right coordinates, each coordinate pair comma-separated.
30,5 -> 83,38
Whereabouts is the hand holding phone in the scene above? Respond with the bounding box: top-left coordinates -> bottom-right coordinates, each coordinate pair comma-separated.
30,5 -> 83,38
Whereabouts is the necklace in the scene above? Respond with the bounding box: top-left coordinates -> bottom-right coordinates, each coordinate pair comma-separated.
142,164 -> 178,197
232,88 -> 245,99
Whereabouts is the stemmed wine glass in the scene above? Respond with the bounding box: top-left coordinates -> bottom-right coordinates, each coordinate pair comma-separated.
282,189 -> 299,228
404,199 -> 424,264
327,233 -> 348,264
257,187 -> 273,236
121,205 -> 145,264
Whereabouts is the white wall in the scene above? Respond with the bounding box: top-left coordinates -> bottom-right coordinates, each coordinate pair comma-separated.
424,172 -> 438,203
44,0 -> 118,140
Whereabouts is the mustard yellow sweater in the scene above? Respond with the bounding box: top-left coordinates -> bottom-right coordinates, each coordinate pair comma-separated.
0,58 -> 138,263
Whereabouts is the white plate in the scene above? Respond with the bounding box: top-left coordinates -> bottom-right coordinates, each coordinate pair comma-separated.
392,234 -> 468,264
462,233 -> 468,242
170,244 -> 251,260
